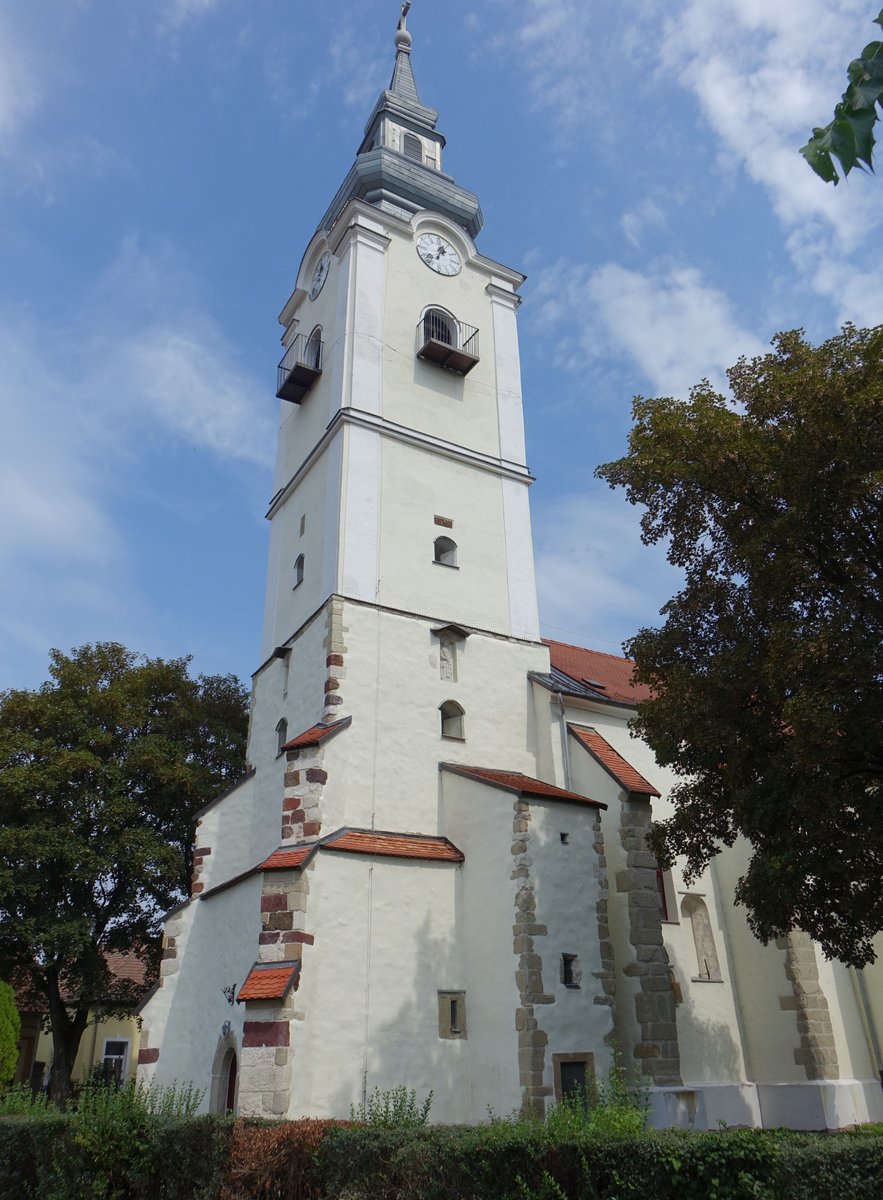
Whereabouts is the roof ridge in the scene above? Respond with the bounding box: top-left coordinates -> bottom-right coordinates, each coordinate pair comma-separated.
543,637 -> 633,665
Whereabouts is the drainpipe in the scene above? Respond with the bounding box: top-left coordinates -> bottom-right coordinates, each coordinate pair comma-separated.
853,967 -> 883,1088
556,693 -> 572,791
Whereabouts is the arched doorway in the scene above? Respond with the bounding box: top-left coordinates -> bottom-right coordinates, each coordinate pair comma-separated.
222,1048 -> 237,1114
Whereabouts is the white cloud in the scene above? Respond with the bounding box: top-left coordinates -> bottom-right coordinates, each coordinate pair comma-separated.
0,238 -> 272,680
534,488 -> 682,652
0,14 -> 40,149
533,259 -> 765,396
164,0 -> 222,29
620,198 -> 667,247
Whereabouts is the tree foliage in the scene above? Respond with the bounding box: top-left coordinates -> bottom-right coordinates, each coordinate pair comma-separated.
801,10 -> 883,184
0,980 -> 21,1086
0,643 -> 249,1102
597,324 -> 883,966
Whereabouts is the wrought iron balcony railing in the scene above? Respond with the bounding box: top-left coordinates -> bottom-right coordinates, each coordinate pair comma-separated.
276,331 -> 324,403
416,310 -> 479,376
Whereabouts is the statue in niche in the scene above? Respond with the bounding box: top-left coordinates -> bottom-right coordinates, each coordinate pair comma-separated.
439,639 -> 456,682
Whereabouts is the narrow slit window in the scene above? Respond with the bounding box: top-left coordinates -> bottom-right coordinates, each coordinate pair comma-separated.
561,953 -> 581,988
434,536 -> 457,567
276,718 -> 288,756
439,700 -> 465,740
560,832 -> 570,845
293,554 -> 305,589
449,998 -> 460,1032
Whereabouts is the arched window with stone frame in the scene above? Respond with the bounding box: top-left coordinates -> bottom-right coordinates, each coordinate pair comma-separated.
681,894 -> 722,981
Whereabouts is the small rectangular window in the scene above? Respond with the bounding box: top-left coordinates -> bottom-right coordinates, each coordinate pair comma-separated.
299,514 -> 306,537
560,832 -> 570,845
553,1052 -> 595,1105
438,991 -> 466,1039
102,1039 -> 129,1084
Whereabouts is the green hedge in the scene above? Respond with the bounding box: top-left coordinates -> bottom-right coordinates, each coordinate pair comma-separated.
2,1115 -> 883,1199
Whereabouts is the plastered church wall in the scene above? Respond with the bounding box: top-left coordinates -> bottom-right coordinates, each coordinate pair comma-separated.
288,852 -> 465,1120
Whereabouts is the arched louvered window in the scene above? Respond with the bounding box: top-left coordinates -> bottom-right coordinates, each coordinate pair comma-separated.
293,555 -> 305,589
440,700 -> 465,740
423,307 -> 457,348
434,536 -> 457,567
403,132 -> 422,162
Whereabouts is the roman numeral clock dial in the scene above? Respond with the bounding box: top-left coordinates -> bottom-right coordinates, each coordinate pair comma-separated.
416,233 -> 462,276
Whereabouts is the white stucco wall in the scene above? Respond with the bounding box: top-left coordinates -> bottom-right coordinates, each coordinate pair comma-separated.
139,874 -> 263,1109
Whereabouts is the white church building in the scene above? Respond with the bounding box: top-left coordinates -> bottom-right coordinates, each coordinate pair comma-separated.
137,8 -> 883,1131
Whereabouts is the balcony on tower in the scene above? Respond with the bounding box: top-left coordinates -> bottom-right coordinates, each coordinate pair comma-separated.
276,328 -> 324,403
416,308 -> 479,376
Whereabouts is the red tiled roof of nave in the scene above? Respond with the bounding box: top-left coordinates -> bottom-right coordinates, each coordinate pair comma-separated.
237,961 -> 300,1002
323,830 -> 464,863
441,764 -> 604,808
544,639 -> 650,705
569,727 -> 660,797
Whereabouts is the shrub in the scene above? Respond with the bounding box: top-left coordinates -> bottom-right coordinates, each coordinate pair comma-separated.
221,1118 -> 341,1200
0,984 -> 20,1088
351,1085 -> 434,1128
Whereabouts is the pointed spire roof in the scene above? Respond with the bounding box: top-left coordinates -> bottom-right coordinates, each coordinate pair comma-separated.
318,5 -> 483,238
389,3 -> 422,107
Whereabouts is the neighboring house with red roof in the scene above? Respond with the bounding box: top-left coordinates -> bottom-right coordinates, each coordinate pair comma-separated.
136,10 -> 883,1133
11,952 -> 153,1090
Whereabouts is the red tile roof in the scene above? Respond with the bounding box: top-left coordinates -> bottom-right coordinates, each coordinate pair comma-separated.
544,639 -> 650,706
323,829 -> 464,862
441,764 -> 604,809
237,961 -> 300,1002
282,716 -> 351,751
260,846 -> 314,870
569,727 -> 660,796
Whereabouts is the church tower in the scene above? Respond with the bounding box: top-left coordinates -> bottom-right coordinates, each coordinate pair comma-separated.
137,7 -> 616,1124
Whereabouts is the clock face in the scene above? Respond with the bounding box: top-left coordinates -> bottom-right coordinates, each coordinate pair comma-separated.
417,233 -> 462,277
309,251 -> 331,300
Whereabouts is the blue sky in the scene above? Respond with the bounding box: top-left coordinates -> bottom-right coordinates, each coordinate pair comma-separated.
2,0 -> 881,691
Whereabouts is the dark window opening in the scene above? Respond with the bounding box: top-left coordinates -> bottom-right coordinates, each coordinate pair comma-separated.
434,536 -> 457,566
560,832 -> 570,845
656,868 -> 669,921
562,953 -> 580,988
560,1060 -> 588,1105
440,700 -> 465,740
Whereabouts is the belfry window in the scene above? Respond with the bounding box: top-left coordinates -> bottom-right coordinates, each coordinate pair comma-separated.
433,536 -> 457,567
439,700 -> 465,740
416,307 -> 480,376
293,555 -> 305,589
403,132 -> 423,162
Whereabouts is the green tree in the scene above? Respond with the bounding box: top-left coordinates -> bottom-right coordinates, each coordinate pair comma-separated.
0,980 -> 21,1086
597,324 -> 883,967
0,643 -> 249,1104
802,10 -> 883,184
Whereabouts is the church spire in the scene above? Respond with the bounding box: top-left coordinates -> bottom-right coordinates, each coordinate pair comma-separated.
317,2 -> 483,238
389,3 -> 421,107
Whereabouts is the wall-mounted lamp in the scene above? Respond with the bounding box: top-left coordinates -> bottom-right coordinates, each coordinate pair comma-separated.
221,984 -> 236,1005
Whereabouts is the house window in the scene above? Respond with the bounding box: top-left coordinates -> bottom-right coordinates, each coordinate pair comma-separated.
681,895 -> 723,981
102,1039 -> 129,1084
439,700 -> 465,740
433,536 -> 457,567
403,132 -> 423,162
438,991 -> 466,1039
293,555 -> 305,589
423,307 -> 457,348
552,1052 -> 594,1105
561,954 -> 581,988
276,718 -> 288,757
